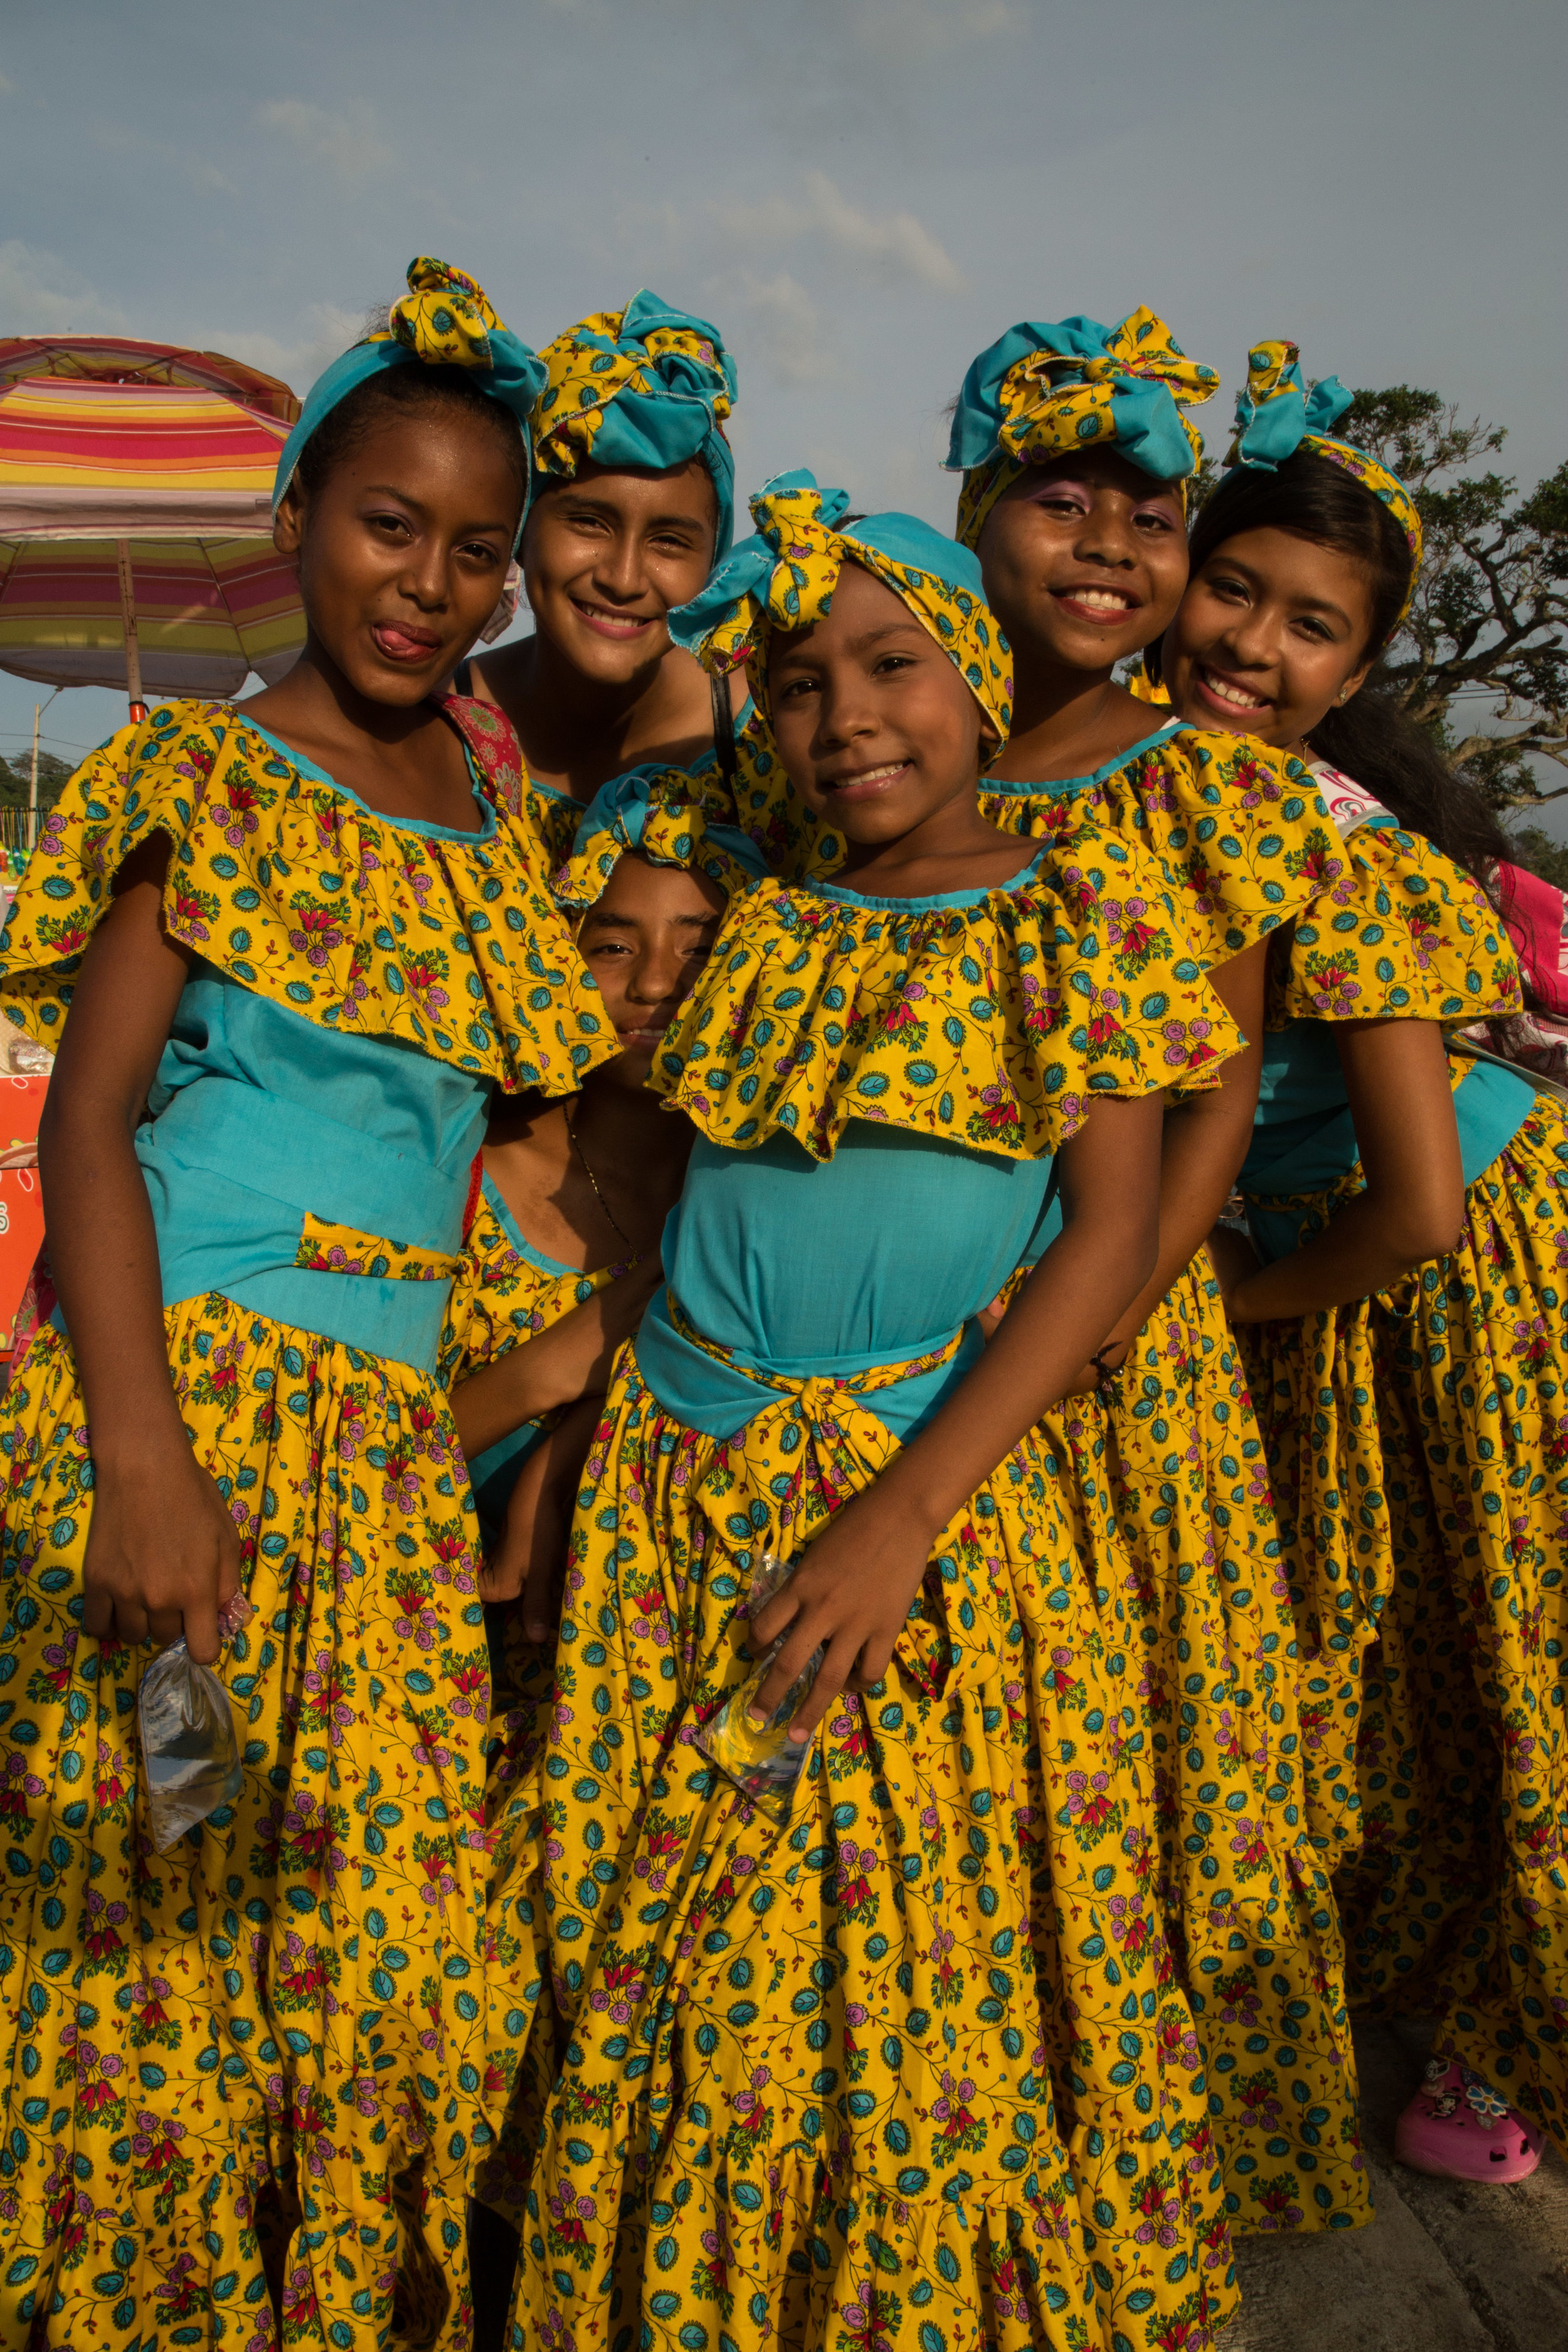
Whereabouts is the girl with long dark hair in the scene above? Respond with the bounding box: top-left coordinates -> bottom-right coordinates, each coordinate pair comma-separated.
1163,342 -> 1560,2184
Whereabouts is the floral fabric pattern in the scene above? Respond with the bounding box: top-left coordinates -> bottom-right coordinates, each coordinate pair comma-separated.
550,763 -> 762,914
652,832 -> 1244,1164
1263,822 -> 1522,1030
0,700 -> 612,1093
1044,1256 -> 1370,2233
496,1341 -> 1244,2352
979,725 -> 1334,968
0,1295 -> 496,2349
297,1212 -> 460,1283
1241,1103 -> 1568,2146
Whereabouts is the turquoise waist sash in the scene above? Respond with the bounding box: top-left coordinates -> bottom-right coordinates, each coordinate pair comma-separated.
60,1074 -> 479,1374
1241,1054 -> 1537,1264
633,1284 -> 985,1443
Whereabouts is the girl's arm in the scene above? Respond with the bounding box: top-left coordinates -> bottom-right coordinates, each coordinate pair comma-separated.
37,836 -> 241,1661
479,1391 -> 604,1622
748,1090 -> 1165,1737
1217,1017 -> 1466,1322
448,1256 -> 662,1459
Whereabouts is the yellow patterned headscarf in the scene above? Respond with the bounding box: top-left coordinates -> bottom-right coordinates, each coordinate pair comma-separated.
552,765 -> 767,912
946,308 -> 1220,550
668,470 -> 1013,741
273,257 -> 546,539
529,290 -> 738,552
1225,339 -> 1424,625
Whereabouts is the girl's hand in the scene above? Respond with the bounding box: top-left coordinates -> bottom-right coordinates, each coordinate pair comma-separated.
82,1441 -> 242,1663
744,1489 -> 935,1748
1206,1222 -> 1262,1315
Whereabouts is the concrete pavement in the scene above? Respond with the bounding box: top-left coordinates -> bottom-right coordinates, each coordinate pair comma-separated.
1224,2018 -> 1568,2351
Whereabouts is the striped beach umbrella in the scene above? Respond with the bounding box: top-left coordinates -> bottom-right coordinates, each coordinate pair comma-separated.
0,338 -> 306,712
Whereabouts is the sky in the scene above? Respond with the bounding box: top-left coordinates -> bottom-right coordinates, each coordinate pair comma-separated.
0,0 -> 1564,810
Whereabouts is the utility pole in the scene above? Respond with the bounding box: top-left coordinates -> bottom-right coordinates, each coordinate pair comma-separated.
26,689 -> 60,854
28,702 -> 40,852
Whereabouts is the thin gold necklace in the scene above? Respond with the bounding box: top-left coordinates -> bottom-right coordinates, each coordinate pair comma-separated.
565,1102 -> 636,1253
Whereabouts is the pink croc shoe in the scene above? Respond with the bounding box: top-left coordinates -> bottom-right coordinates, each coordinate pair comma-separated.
1395,2057 -> 1543,2183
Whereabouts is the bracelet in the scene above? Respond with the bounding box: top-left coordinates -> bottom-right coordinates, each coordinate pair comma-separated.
1088,1342 -> 1128,1396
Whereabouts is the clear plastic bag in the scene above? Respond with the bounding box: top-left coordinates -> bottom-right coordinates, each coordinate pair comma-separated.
693,1550 -> 824,1826
138,1593 -> 254,1851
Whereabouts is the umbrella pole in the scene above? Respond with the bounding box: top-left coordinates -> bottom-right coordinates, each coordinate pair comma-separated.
115,539 -> 146,723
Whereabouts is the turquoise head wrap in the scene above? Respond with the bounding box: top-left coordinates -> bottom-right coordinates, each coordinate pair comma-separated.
531,290 -> 739,556
272,257 -> 547,548
553,763 -> 767,912
946,308 -> 1220,549
669,469 -> 1012,738
1223,341 -> 1424,625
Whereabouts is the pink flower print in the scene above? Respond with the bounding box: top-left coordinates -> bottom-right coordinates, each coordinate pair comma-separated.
1107,1894 -> 1155,1967
288,903 -> 347,967
214,778 -> 264,849
1229,1815 -> 1268,1873
1064,1770 -> 1115,1838
1084,983 -> 1126,1046
1307,961 -> 1360,1019
1162,1015 -> 1219,1071
1019,967 -> 1064,1036
932,2067 -> 980,2141
1230,753 -> 1283,810
73,2040 -> 124,2117
298,1646 -> 357,1744
1131,2171 -> 1182,2250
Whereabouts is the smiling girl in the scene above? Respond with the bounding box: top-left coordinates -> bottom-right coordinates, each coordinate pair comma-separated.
946,312 -> 1370,2237
0,262 -> 613,2348
501,471 -> 1263,2352
454,291 -> 743,856
1163,342 -> 1562,2185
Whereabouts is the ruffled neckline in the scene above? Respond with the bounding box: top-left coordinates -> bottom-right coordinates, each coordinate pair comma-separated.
808,845 -> 1048,912
980,718 -> 1187,797
0,698 -> 613,1096
652,824 -> 1243,1163
975,722 -> 1331,968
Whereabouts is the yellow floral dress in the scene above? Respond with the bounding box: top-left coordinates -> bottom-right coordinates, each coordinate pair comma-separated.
1235,820 -> 1568,2141
923,719 -> 1372,2238
437,1175 -> 635,2237
0,701 -> 611,2352
496,824 -> 1278,2352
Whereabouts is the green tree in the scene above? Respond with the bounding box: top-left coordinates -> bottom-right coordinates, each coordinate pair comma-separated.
0,752 -> 70,813
1335,387 -> 1567,817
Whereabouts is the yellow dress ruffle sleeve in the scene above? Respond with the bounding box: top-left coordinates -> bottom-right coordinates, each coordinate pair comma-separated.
1264,818 -> 1523,1029
0,698 -> 615,1091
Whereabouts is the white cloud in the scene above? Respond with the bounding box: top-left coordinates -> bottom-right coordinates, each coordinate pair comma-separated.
723,172 -> 961,294
0,240 -> 129,336
208,303 -> 364,398
704,268 -> 838,387
255,97 -> 391,184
